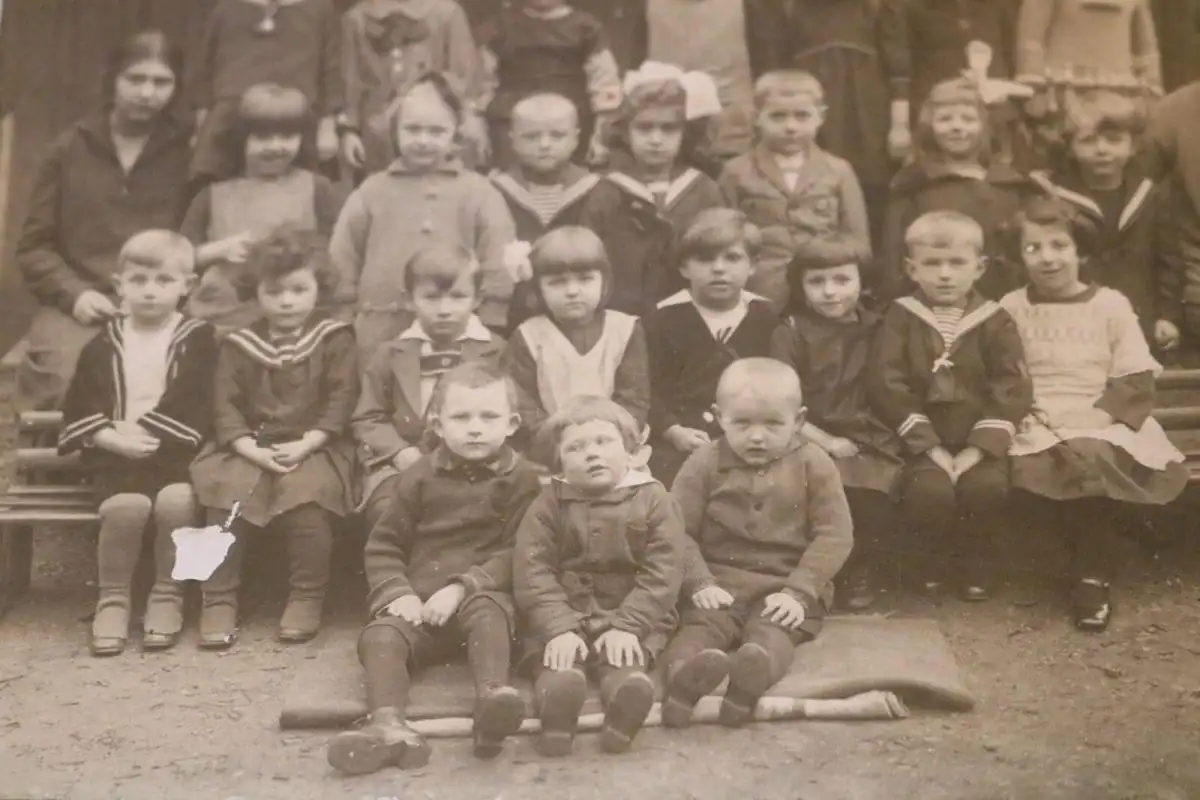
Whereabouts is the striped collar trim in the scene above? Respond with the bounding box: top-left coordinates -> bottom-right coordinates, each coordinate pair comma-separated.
103,314 -> 205,356
490,171 -> 601,218
227,318 -> 350,368
1031,172 -> 1154,231
895,295 -> 1002,348
656,289 -> 769,310
606,169 -> 703,209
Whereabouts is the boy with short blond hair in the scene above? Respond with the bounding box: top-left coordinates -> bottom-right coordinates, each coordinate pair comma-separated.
866,211 -> 1032,601
59,230 -> 217,656
662,358 -> 853,729
329,363 -> 544,775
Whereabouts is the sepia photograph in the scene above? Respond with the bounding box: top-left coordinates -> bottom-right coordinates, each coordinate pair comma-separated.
0,0 -> 1198,797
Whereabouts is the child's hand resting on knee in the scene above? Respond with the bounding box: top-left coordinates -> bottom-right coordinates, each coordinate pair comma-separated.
594,629 -> 644,668
665,425 -> 711,453
762,593 -> 806,629
422,583 -> 466,627
822,436 -> 860,459
233,436 -> 296,475
692,585 -> 734,610
384,594 -> 425,626
544,631 -> 588,671
1155,319 -> 1181,352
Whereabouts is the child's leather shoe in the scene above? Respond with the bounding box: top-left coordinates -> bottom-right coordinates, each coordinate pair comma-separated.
534,668 -> 587,758
720,643 -> 774,727
142,590 -> 184,651
326,707 -> 431,775
89,599 -> 130,657
198,599 -> 238,650
599,671 -> 655,753
662,649 -> 729,728
1072,578 -> 1113,632
278,594 -> 324,643
472,685 -> 526,760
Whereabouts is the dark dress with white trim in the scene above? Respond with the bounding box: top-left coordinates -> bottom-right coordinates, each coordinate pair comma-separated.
189,317 -> 360,526
58,317 -> 217,499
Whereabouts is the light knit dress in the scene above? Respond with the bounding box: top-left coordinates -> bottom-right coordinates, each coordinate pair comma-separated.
1000,285 -> 1186,503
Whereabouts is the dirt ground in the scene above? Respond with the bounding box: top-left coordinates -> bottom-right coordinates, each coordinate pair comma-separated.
2,522 -> 1200,800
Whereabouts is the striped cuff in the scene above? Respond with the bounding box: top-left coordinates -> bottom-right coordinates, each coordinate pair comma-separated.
58,414 -> 110,453
140,411 -> 203,448
968,419 -> 1016,458
897,413 -> 931,438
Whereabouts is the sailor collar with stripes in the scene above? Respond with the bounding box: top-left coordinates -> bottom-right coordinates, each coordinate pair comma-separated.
225,317 -> 351,369
58,315 -> 209,450
1029,171 -> 1154,232
894,293 -> 1002,373
606,168 -> 707,210
490,169 -> 602,221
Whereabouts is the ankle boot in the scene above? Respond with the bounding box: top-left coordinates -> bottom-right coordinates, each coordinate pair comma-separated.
599,669 -> 655,754
326,707 -> 431,775
472,685 -> 526,760
90,592 -> 131,657
143,582 -> 185,651
198,526 -> 245,650
720,643 -> 775,727
278,591 -> 325,643
534,668 -> 587,757
662,649 -> 729,729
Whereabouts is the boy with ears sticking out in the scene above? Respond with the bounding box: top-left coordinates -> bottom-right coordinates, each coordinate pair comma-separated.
59,230 -> 216,656
328,363 -> 544,775
662,358 -> 853,729
867,211 -> 1032,602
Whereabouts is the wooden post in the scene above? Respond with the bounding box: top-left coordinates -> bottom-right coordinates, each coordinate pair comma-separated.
0,0 -> 12,284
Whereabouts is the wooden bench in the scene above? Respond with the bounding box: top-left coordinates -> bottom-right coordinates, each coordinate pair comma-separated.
1,342 -> 1200,619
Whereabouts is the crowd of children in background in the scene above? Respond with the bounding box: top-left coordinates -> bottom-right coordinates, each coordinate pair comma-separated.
22,0 -> 1200,777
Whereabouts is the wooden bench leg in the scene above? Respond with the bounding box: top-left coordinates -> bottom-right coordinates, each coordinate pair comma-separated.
0,524 -> 34,617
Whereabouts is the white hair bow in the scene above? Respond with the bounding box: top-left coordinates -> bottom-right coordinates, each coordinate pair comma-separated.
623,61 -> 723,121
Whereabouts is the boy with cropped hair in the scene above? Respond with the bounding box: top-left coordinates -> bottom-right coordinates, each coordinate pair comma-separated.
59,229 -> 217,656
662,358 -> 853,729
329,362 -> 544,775
866,210 -> 1032,601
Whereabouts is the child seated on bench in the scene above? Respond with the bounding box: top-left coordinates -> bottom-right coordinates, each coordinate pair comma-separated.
327,363 -> 543,775
1001,195 -> 1187,632
867,211 -> 1032,601
661,358 -> 853,729
58,230 -> 217,657
351,244 -> 507,533
515,396 -> 683,757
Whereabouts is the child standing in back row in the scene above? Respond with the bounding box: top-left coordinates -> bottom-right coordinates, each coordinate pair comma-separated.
59,231 -> 216,656
720,70 -> 871,314
330,73 -> 516,360
189,0 -> 344,183
491,93 -> 604,330
190,228 -> 359,649
662,358 -> 853,728
583,63 -> 725,315
183,83 -> 345,336
867,211 -> 1031,600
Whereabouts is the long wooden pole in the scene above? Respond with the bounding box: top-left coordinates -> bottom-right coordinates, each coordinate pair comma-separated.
0,0 -> 12,284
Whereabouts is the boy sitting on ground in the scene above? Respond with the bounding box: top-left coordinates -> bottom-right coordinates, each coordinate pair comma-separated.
327,363 -> 544,775
662,358 -> 853,728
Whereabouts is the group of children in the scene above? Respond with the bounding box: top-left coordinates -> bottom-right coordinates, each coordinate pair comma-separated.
43,0 -> 1198,776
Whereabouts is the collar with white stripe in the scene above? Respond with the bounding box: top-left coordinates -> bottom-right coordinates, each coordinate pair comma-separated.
656,289 -> 768,310
490,170 -> 601,219
606,169 -> 703,209
1030,172 -> 1154,232
894,295 -> 1002,351
226,318 -> 350,368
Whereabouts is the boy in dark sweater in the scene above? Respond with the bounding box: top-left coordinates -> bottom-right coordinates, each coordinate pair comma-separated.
662,358 -> 853,729
327,363 -> 544,775
866,210 -> 1032,600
